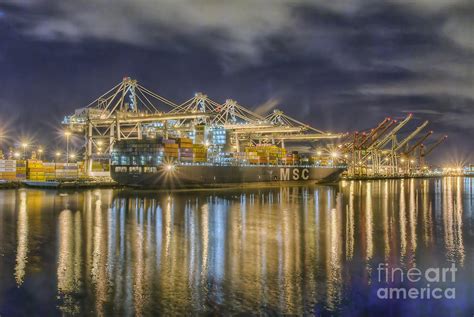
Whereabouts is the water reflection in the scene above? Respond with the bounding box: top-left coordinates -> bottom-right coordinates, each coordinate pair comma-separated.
0,178 -> 472,315
15,190 -> 28,286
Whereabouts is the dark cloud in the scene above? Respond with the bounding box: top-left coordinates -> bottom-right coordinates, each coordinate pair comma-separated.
0,0 -> 473,163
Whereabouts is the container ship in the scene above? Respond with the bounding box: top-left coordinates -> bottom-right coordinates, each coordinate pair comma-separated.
110,137 -> 345,188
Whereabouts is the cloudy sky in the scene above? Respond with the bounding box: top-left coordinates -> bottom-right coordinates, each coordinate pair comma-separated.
0,0 -> 473,163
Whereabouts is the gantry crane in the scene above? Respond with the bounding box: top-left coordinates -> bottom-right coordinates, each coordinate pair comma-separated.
404,131 -> 433,156
343,112 -> 445,177
63,77 -> 343,175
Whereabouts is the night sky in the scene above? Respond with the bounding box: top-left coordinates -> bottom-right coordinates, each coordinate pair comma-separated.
0,1 -> 473,164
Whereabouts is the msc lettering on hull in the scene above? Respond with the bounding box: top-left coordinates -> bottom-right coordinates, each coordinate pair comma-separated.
280,168 -> 309,180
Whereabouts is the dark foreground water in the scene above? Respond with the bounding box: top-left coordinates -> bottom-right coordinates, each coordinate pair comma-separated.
0,178 -> 473,316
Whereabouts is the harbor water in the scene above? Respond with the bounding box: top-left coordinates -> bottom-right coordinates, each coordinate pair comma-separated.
0,178 -> 473,315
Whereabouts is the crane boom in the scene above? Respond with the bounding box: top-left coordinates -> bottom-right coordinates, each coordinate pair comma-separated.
365,120 -> 396,148
369,114 -> 413,151
393,120 -> 429,152
405,131 -> 432,155
423,135 -> 448,157
358,118 -> 391,148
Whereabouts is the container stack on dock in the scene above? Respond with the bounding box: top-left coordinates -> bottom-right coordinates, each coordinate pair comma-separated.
56,163 -> 79,179
16,160 -> 26,180
43,163 -> 56,180
0,160 -> 17,180
0,159 -> 86,182
27,160 -> 45,181
177,137 -> 193,163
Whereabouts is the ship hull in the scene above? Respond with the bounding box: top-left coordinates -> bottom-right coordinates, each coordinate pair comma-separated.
111,165 -> 345,188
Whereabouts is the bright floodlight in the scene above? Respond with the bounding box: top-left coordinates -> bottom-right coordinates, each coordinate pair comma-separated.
331,152 -> 339,158
166,164 -> 175,171
70,154 -> 76,159
22,143 -> 28,148
64,131 -> 72,137
55,152 -> 61,157
14,152 -> 20,158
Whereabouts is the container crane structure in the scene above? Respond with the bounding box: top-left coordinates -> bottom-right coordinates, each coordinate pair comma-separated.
342,113 -> 446,177
419,135 -> 448,167
63,77 -> 343,175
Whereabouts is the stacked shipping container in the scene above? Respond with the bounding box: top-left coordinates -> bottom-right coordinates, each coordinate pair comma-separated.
43,163 -> 56,180
56,163 -> 79,179
0,160 -> 81,181
193,144 -> 207,163
177,137 -> 193,163
244,145 -> 287,165
16,160 -> 26,179
0,160 -> 16,180
163,139 -> 179,160
27,160 -> 45,181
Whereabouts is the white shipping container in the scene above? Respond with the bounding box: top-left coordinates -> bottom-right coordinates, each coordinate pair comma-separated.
0,168 -> 16,172
0,160 -> 16,165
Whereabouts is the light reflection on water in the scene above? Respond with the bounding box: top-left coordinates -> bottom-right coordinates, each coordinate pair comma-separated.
0,178 -> 473,315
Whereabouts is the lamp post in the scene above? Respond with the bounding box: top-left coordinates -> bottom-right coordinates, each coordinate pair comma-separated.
65,131 -> 71,164
38,147 -> 43,160
331,151 -> 339,166
55,152 -> 61,163
22,143 -> 28,160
